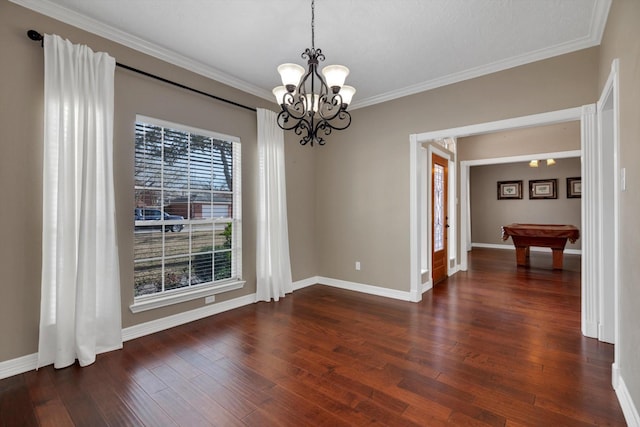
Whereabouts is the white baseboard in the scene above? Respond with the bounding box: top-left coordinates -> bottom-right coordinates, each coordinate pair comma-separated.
292,276 -> 319,291
0,353 -> 38,380
448,264 -> 460,277
122,293 -> 256,341
614,370 -> 640,427
422,280 -> 433,295
0,293 -> 257,380
581,319 -> 598,339
316,276 -> 414,301
294,276 -> 414,302
471,242 -> 582,255
613,362 -> 621,389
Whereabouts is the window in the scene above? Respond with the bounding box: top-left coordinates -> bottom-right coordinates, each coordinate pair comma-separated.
131,116 -> 243,312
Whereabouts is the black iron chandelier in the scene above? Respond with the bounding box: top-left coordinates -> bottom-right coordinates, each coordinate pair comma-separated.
272,0 -> 355,146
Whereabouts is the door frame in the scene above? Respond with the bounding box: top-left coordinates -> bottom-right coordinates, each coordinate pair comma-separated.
409,105 -> 612,344
409,142 -> 455,301
426,146 -> 453,289
597,59 -> 620,387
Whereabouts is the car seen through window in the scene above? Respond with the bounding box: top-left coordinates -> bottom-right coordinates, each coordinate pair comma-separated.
134,208 -> 184,232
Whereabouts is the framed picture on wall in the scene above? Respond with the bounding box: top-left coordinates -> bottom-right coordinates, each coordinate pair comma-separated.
529,179 -> 557,199
567,177 -> 581,198
497,180 -> 523,200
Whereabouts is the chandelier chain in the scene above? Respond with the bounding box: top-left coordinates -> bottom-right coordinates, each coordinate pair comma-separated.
311,0 -> 315,49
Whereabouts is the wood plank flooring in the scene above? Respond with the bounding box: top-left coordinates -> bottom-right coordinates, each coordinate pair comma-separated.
0,248 -> 626,426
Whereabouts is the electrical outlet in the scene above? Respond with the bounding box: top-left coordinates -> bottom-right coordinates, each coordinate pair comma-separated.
355,261 -> 361,271
205,295 -> 215,304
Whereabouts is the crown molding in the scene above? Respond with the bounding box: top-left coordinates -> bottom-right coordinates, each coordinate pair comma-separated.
351,37 -> 605,110
10,0 -> 274,102
351,0 -> 611,110
589,0 -> 612,45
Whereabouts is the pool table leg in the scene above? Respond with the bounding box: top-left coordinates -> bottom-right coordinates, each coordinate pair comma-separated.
515,246 -> 529,266
552,248 -> 564,269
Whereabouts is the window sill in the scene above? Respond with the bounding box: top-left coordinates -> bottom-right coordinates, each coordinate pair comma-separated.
129,279 -> 245,313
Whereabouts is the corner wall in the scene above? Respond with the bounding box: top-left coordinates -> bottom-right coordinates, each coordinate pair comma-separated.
597,0 -> 640,422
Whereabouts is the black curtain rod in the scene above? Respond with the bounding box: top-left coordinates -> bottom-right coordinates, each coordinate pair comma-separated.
27,30 -> 257,113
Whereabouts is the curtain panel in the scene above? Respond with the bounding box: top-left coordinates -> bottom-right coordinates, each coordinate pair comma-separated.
256,109 -> 293,302
39,34 -> 122,369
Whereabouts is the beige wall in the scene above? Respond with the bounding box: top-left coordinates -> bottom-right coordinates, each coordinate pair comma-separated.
470,158 -> 582,249
315,49 -> 597,291
284,131 -> 319,280
598,0 -> 640,412
458,121 -> 581,161
0,1 -> 317,362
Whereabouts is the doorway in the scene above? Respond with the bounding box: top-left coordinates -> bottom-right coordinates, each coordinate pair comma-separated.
431,152 -> 448,284
410,61 -> 621,389
410,106 -> 594,325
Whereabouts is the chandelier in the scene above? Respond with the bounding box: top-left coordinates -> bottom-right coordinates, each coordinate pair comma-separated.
272,0 -> 355,146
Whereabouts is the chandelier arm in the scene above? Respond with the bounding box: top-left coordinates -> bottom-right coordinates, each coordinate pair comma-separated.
277,108 -> 306,131
297,50 -> 327,101
296,67 -> 312,102
312,125 -> 327,145
325,110 -> 352,131
315,120 -> 332,138
278,110 -> 316,147
312,113 -> 352,142
317,94 -> 345,121
311,61 -> 329,99
319,111 -> 352,132
280,94 -> 308,122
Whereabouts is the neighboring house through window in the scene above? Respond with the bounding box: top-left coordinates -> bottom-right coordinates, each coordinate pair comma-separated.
131,115 -> 243,312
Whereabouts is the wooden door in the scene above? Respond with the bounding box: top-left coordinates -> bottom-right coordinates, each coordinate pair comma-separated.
431,153 -> 448,284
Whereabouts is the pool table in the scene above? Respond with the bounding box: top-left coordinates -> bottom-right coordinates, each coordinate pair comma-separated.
501,223 -> 580,269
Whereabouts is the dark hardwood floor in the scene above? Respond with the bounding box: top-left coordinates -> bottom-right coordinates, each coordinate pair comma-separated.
0,248 -> 626,426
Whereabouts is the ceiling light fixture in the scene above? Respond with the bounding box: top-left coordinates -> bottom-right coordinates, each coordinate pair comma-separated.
272,0 -> 355,146
528,158 -> 556,167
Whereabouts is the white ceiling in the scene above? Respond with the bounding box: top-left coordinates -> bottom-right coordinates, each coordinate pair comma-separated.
13,0 -> 611,109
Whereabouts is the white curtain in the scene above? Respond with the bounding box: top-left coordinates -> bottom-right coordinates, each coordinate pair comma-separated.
256,109 -> 293,301
38,34 -> 122,369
